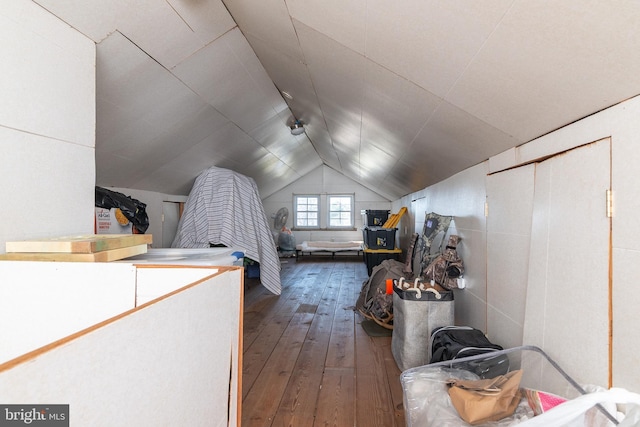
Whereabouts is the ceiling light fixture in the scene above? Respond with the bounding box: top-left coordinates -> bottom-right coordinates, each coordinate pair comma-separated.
290,120 -> 305,136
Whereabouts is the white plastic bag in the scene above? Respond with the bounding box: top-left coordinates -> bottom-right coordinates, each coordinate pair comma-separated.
518,388 -> 640,427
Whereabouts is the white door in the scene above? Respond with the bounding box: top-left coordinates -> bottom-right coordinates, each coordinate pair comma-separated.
162,202 -> 181,248
524,138 -> 611,388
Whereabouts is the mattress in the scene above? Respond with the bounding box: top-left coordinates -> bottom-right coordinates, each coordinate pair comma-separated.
296,241 -> 363,252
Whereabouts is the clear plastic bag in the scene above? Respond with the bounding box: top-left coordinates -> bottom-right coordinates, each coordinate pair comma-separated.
400,346 -> 622,426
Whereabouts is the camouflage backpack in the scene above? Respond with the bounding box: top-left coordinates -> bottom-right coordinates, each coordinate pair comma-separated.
418,212 -> 453,275
422,235 -> 464,290
355,259 -> 409,329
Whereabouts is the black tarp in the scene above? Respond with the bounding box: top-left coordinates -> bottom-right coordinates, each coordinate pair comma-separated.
95,186 -> 149,234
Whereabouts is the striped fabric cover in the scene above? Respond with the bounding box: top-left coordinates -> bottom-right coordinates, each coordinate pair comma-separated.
172,167 -> 281,295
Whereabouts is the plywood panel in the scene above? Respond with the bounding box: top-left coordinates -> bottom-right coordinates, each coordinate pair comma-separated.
0,244 -> 147,262
6,234 -> 152,253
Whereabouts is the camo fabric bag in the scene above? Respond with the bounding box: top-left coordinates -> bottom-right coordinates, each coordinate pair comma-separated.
422,235 -> 464,290
355,259 -> 408,329
418,212 -> 453,275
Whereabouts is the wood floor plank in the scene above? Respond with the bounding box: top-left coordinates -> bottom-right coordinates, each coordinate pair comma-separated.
243,264 -> 333,399
314,367 -> 355,427
271,265 -> 343,425
242,311 -> 315,426
325,264 -> 357,369
355,316 -> 398,427
242,257 -> 406,427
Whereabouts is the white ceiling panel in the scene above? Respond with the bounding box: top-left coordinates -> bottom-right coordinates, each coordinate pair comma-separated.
33,0 -> 126,42
129,166 -> 199,196
222,0 -> 304,62
296,22 -> 367,125
31,0 -> 640,200
365,0 -> 513,97
249,114 -> 322,173
448,0 -> 640,141
166,0 -> 236,42
287,0 -> 367,54
106,1 -> 222,68
172,28 -> 286,133
96,32 -> 188,127
242,34 -> 318,121
361,64 -> 440,148
408,102 -> 521,169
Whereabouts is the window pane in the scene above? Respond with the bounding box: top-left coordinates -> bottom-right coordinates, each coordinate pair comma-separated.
328,195 -> 353,227
295,195 -> 319,227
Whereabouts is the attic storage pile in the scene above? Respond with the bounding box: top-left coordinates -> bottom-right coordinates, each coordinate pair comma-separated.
356,212 -> 459,332
172,166 -> 281,295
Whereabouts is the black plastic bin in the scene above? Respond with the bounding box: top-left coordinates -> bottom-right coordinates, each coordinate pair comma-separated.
363,226 -> 397,250
365,210 -> 390,227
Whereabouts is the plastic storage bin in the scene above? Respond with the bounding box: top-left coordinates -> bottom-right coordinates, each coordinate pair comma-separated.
400,345 -> 619,426
363,226 -> 397,249
363,247 -> 402,275
364,210 -> 390,226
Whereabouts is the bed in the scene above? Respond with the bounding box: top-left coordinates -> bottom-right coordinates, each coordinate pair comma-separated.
296,241 -> 364,258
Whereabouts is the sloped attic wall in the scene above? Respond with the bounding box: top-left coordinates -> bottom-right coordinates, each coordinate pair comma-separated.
393,94 -> 640,392
262,165 -> 391,243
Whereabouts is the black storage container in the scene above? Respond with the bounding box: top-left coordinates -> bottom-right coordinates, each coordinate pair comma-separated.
363,248 -> 402,275
363,226 -> 397,250
365,209 -> 390,227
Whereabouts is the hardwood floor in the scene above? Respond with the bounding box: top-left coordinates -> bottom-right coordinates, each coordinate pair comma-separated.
241,255 -> 406,427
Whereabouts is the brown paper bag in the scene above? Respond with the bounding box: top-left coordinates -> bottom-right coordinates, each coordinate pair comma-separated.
447,369 -> 523,425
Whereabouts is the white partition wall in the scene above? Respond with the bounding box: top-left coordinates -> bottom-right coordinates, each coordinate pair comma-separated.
0,2 -> 96,249
0,262 -> 137,363
0,263 -> 243,426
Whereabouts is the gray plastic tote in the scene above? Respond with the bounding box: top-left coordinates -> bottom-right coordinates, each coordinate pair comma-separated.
391,285 -> 454,372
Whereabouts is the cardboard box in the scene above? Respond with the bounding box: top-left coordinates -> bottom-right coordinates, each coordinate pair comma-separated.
95,207 -> 133,234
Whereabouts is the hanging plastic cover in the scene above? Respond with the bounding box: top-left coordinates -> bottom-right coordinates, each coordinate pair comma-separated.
95,186 -> 149,234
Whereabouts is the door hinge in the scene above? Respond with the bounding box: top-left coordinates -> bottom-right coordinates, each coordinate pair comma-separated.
606,189 -> 613,218
484,202 -> 489,217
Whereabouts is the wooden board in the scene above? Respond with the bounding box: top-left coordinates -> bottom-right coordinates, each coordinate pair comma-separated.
6,234 -> 152,254
0,244 -> 148,262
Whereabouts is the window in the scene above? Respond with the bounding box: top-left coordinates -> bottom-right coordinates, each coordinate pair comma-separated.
294,195 -> 319,228
328,195 -> 354,228
293,194 -> 355,229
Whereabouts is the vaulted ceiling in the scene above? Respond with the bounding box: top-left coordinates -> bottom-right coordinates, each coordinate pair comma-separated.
33,0 -> 640,201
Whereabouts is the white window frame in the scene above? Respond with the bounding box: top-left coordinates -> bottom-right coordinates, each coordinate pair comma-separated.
294,194 -> 320,229
327,194 -> 354,229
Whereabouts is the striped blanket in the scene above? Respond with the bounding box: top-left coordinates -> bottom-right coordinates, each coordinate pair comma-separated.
172,167 -> 281,295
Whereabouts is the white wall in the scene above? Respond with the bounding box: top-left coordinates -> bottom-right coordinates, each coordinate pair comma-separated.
263,165 -> 391,243
393,163 -> 489,330
396,95 -> 640,391
0,1 -> 95,252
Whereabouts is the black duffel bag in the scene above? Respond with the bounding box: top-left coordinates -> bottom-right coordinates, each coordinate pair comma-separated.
429,325 -> 509,379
